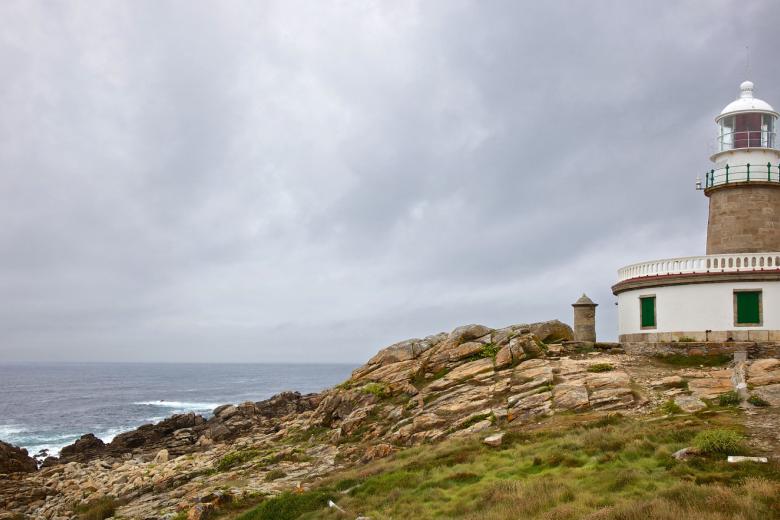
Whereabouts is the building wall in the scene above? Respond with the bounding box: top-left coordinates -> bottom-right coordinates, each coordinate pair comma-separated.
617,280 -> 780,341
706,184 -> 780,254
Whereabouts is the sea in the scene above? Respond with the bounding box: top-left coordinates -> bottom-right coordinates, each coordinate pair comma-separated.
0,362 -> 355,460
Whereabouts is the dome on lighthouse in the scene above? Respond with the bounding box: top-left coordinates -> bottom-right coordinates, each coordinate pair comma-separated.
718,80 -> 778,119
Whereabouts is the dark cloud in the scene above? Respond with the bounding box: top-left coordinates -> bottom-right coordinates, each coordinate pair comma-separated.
1,1 -> 778,362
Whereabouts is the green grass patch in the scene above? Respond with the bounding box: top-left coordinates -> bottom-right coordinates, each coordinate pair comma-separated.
361,382 -> 390,398
693,429 -> 745,455
235,491 -> 331,520
234,412 -> 779,520
587,363 -> 614,373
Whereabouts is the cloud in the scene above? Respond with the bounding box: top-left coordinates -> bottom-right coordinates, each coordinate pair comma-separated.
0,0 -> 778,362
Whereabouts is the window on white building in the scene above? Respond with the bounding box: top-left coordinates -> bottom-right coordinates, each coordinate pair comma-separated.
734,290 -> 762,326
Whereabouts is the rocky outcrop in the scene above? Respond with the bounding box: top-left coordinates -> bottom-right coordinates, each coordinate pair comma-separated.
9,317 -> 775,520
47,434 -> 107,466
0,441 -> 37,474
310,320 -> 635,448
48,392 -> 322,467
747,358 -> 780,406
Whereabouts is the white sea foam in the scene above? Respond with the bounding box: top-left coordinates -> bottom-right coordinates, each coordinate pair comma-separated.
98,427 -> 127,444
0,424 -> 25,439
134,400 -> 222,411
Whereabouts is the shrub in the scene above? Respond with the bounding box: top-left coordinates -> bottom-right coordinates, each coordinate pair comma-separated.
264,468 -> 286,481
74,497 -> 118,520
362,382 -> 390,398
748,394 -> 770,407
660,400 -> 683,415
718,391 -> 741,406
587,363 -> 614,373
676,336 -> 696,342
480,343 -> 501,358
693,429 -> 744,455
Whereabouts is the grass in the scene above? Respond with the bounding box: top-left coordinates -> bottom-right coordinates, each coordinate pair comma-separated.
235,491 -> 332,520
653,354 -> 732,367
718,391 -> 742,407
587,363 -> 614,373
73,497 -> 120,520
229,412 -> 780,520
692,429 -> 745,455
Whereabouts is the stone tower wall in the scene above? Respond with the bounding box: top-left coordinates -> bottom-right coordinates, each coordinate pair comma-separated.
706,183 -> 780,254
572,306 -> 596,342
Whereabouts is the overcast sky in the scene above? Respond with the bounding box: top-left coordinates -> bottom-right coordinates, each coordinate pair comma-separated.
2,1 -> 780,363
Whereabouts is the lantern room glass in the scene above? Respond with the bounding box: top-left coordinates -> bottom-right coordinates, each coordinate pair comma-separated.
718,113 -> 776,151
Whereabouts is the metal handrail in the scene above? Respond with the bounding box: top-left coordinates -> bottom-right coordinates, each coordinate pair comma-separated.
717,130 -> 776,152
704,162 -> 780,189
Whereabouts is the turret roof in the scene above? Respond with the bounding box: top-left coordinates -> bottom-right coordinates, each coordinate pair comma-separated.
572,293 -> 597,306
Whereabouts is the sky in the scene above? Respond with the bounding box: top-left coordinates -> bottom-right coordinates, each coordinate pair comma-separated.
1,1 -> 780,364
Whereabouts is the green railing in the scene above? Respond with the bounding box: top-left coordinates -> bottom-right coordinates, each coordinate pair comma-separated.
705,162 -> 780,189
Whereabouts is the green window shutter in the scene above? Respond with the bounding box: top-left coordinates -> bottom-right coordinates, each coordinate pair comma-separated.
640,296 -> 656,328
736,292 -> 761,324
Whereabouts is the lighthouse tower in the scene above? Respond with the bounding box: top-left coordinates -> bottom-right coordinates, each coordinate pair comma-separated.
613,81 -> 780,343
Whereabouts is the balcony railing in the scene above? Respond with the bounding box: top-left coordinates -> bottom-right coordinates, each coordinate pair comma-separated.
704,162 -> 780,189
717,130 -> 776,152
617,253 -> 780,282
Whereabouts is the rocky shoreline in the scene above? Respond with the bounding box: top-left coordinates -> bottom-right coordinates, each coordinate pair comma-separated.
1,319 -> 779,519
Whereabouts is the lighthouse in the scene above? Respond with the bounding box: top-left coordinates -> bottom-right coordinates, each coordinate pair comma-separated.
613,81 -> 780,342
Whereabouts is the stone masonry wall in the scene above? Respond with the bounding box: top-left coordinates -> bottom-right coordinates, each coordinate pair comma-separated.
706,183 -> 780,254
620,329 -> 780,343
621,341 -> 780,359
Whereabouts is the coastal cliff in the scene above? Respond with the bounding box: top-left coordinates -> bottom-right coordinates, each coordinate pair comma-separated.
1,319 -> 780,519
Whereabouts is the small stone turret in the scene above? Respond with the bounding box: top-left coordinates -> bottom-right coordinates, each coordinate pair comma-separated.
572,294 -> 597,342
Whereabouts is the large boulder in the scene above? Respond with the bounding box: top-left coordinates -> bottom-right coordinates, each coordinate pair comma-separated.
0,441 -> 37,474
58,433 -> 106,462
527,320 -> 573,343
254,391 -> 321,419
747,359 -> 780,386
108,412 -> 207,455
351,333 -> 447,380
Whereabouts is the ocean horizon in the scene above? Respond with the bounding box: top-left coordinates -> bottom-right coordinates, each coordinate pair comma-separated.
0,361 -> 356,459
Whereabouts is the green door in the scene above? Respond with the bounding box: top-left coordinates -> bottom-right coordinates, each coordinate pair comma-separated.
735,291 -> 761,324
640,296 -> 656,328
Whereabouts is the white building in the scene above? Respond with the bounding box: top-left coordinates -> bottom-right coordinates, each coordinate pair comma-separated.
613,81 -> 780,342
